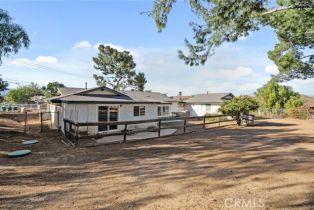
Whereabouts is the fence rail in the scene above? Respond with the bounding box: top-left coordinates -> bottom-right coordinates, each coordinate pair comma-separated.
63,115 -> 234,147
0,103 -> 48,112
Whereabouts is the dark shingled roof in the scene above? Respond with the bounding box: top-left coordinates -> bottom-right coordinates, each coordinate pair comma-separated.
122,91 -> 174,103
185,93 -> 233,104
50,87 -> 173,104
58,87 -> 85,96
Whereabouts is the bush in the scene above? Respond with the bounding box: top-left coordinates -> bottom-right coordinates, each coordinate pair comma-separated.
288,108 -> 310,120
219,96 -> 258,125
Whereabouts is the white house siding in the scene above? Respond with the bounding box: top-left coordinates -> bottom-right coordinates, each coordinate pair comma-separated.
189,104 -> 206,116
189,104 -> 221,116
119,103 -> 161,130
210,105 -> 221,114
57,103 -> 171,135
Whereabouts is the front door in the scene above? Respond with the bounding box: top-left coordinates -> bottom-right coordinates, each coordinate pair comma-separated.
98,106 -> 118,132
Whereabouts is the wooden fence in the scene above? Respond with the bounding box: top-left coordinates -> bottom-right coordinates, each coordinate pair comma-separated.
63,114 -> 234,147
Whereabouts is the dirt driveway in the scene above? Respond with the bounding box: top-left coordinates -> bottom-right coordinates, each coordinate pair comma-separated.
1,118 -> 314,210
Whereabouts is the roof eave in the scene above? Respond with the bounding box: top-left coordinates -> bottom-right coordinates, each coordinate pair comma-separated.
51,100 -> 172,104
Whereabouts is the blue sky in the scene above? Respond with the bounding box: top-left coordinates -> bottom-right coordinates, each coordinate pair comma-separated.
0,0 -> 313,96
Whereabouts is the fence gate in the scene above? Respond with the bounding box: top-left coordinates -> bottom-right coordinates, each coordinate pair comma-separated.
40,111 -> 61,132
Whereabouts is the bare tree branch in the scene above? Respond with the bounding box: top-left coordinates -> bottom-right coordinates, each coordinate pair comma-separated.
262,4 -> 314,15
300,55 -> 314,59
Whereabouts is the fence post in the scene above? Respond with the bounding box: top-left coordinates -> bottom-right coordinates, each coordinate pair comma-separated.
75,124 -> 79,147
158,119 -> 161,137
24,111 -> 27,133
203,116 -> 206,129
50,112 -> 53,128
57,111 -> 60,131
40,112 -> 43,132
63,119 -> 66,134
218,117 -> 221,126
183,117 -> 187,133
307,109 -> 309,120
123,122 -> 127,142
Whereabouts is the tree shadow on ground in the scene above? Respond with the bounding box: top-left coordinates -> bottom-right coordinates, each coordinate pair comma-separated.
1,119 -> 314,209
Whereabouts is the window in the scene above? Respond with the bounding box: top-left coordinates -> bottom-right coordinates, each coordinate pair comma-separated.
134,106 -> 145,116
98,106 -> 118,131
158,106 -> 162,116
158,106 -> 169,116
163,106 -> 169,115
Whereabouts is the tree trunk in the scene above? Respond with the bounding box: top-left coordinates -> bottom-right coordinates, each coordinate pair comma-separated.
236,113 -> 241,125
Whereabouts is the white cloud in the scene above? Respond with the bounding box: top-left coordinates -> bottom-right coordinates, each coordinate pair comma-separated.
73,41 -> 92,50
200,66 -> 253,80
9,56 -> 58,65
137,63 -> 146,70
238,36 -> 247,41
10,58 -> 32,66
34,56 -> 58,64
219,66 -> 253,80
284,78 -> 314,96
238,83 -> 261,93
265,64 -> 279,74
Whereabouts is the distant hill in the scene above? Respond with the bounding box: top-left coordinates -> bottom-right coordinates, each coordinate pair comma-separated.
301,95 -> 314,108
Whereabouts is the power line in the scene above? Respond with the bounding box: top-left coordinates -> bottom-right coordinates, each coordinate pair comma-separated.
8,58 -> 94,81
11,58 -> 93,79
3,78 -> 47,86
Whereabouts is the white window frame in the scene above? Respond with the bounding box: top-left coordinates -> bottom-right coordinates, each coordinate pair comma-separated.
163,106 -> 169,115
158,106 -> 162,116
134,106 -> 145,117
158,105 -> 170,116
97,104 -> 119,132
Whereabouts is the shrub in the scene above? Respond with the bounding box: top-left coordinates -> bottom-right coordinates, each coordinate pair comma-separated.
288,107 -> 310,120
219,96 -> 258,125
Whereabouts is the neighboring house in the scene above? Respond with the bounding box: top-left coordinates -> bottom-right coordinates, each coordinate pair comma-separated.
184,93 -> 234,116
170,93 -> 192,116
48,86 -> 174,134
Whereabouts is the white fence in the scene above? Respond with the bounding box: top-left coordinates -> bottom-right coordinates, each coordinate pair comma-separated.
0,103 -> 48,112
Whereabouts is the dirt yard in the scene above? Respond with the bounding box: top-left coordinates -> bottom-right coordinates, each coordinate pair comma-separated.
1,118 -> 314,209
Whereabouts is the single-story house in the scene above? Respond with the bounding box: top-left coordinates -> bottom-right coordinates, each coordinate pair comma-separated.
48,86 -> 174,135
169,93 -> 192,116
184,93 -> 234,116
